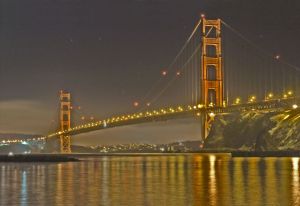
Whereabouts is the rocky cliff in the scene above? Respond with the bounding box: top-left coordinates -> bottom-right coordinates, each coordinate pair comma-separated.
204,108 -> 300,151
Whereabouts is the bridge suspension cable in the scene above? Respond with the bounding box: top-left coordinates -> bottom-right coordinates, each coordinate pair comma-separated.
221,20 -> 300,104
138,18 -> 203,111
139,19 -> 224,110
221,20 -> 300,73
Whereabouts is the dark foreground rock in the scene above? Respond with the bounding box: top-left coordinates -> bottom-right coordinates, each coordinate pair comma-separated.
204,108 -> 300,151
0,154 -> 79,162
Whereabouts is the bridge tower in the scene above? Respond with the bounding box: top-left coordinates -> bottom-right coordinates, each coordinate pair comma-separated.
200,17 -> 224,139
59,90 -> 72,153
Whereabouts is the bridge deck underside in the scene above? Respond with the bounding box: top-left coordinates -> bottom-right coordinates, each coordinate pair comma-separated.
48,98 -> 299,138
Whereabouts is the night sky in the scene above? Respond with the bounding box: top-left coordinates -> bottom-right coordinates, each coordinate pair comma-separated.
1,0 -> 300,145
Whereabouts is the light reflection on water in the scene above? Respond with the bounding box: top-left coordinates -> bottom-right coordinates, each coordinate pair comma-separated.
0,154 -> 299,206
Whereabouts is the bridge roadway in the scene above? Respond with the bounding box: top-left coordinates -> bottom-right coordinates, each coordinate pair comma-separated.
47,97 -> 299,139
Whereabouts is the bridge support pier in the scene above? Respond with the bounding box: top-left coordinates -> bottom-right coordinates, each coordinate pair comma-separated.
59,90 -> 72,153
60,135 -> 71,153
201,113 -> 215,140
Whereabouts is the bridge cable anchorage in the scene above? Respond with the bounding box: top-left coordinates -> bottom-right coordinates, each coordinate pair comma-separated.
137,19 -> 203,110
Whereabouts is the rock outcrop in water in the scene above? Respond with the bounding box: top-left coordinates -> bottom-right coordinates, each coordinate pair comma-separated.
204,108 -> 300,151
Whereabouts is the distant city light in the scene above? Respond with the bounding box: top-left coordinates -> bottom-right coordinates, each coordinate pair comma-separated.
197,104 -> 204,108
292,104 -> 298,109
275,55 -> 280,60
146,102 -> 151,107
268,93 -> 273,98
176,71 -> 181,76
133,101 -> 139,107
209,112 -> 215,118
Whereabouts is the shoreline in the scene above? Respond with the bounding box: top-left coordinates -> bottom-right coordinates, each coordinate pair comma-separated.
0,151 -> 300,162
0,154 -> 79,162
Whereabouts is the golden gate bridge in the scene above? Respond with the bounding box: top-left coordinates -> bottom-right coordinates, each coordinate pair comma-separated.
3,16 -> 300,153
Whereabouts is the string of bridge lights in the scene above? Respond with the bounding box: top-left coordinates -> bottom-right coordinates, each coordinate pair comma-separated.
0,137 -> 46,145
3,91 -> 298,145
47,92 -> 298,139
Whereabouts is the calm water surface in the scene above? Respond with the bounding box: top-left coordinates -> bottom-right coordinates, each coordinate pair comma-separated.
0,154 -> 299,206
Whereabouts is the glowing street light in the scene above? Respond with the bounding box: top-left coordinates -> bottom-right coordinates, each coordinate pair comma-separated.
209,112 -> 215,118
288,90 -> 293,96
292,104 -> 298,109
248,95 -> 256,103
197,104 -> 204,108
265,93 -> 274,101
268,93 -> 273,98
234,97 -> 241,105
